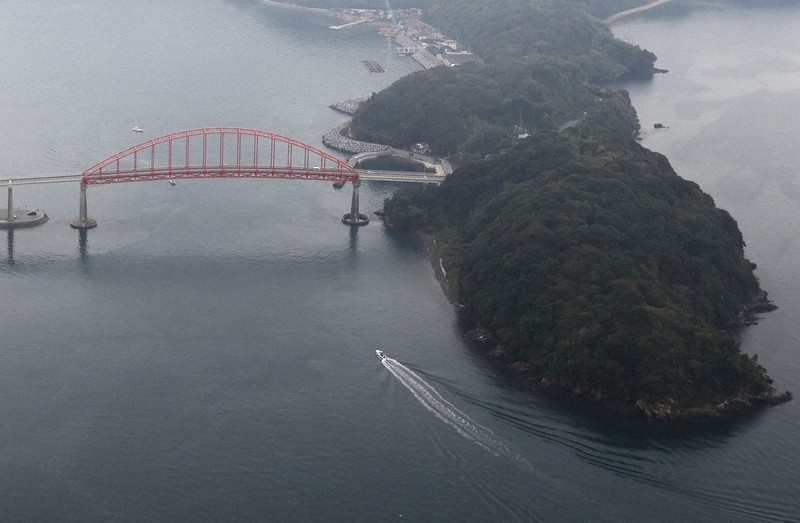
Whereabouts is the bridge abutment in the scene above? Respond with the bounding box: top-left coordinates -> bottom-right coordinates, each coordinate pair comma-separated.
70,184 -> 97,229
342,179 -> 368,226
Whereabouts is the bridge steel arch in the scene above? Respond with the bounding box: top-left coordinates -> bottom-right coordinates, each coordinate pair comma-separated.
70,127 -> 368,229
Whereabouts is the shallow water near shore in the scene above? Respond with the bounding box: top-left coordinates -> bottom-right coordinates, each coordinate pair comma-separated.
0,0 -> 798,521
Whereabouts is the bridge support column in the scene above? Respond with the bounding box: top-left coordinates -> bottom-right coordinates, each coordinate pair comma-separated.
342,179 -> 368,226
6,185 -> 12,224
70,184 -> 97,229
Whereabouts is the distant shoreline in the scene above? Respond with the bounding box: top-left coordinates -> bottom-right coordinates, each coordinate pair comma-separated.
257,0 -> 331,16
604,0 -> 676,24
260,0 -> 675,27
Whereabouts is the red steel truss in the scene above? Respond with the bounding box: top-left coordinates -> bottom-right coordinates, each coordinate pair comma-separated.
81,127 -> 359,186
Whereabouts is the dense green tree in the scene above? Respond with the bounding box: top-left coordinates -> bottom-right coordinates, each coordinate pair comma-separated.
319,0 -> 786,415
351,59 -> 629,157
423,0 -> 655,75
386,128 -> 776,410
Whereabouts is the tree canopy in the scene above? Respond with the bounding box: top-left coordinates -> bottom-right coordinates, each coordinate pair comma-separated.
386,127 -> 774,409
349,0 -> 658,159
334,0 -> 787,416
352,59 -> 613,157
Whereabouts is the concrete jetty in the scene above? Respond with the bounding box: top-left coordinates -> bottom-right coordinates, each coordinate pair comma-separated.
330,20 -> 366,30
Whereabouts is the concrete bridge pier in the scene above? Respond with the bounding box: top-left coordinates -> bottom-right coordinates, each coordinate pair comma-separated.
342,179 -> 369,226
69,184 -> 98,229
2,182 -> 49,230
7,185 -> 12,224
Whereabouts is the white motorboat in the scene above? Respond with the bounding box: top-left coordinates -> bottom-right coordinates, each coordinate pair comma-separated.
132,126 -> 144,132
375,350 -> 386,361
168,179 -> 176,186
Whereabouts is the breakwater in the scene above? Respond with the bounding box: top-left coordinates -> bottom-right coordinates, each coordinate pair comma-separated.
328,97 -> 368,115
322,123 -> 389,155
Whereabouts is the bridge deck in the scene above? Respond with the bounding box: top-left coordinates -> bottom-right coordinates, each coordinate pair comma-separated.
3,169 -> 444,186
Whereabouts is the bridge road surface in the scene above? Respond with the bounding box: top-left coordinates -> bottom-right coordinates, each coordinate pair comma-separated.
4,169 -> 445,187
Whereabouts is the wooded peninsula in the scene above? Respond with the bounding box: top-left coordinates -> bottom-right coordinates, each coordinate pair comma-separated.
296,0 -> 793,419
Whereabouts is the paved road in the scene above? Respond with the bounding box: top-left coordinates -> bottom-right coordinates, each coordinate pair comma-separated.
3,173 -> 83,185
3,169 -> 444,186
357,169 -> 444,184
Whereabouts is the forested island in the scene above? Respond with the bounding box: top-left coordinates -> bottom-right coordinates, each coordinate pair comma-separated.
288,0 -> 793,419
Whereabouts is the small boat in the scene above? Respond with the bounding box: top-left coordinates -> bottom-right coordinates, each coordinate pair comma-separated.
132,126 -> 144,132
168,179 -> 176,186
375,350 -> 386,361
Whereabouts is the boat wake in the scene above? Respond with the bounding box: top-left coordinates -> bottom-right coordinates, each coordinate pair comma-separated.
382,357 -> 520,460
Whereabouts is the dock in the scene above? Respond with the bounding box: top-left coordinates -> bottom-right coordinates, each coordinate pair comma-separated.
329,20 -> 366,30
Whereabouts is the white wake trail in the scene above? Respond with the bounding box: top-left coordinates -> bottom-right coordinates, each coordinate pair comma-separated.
383,357 -> 516,458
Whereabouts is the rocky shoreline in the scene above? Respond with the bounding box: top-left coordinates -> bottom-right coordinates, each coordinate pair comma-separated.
464,321 -> 792,422
417,232 -> 457,304
416,234 -> 792,422
481,338 -> 792,422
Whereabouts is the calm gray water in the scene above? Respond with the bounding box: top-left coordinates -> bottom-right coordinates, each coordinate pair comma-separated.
0,1 -> 798,521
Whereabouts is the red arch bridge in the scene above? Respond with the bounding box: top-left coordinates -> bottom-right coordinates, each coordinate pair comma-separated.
69,127 -> 370,228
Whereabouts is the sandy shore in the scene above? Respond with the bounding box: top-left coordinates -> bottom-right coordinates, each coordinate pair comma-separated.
604,0 -> 676,24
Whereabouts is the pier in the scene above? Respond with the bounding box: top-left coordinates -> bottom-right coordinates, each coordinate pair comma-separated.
329,20 -> 366,30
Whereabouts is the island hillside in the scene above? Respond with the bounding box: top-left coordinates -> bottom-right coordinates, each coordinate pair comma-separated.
385,119 -> 792,418
348,0 -> 659,159
316,0 -> 792,419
